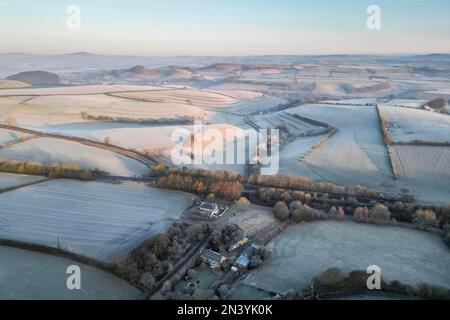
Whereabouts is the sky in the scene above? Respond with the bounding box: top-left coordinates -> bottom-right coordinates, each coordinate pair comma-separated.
0,0 -> 449,55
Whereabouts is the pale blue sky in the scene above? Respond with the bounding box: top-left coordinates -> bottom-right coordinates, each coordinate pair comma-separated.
1,0 -> 449,55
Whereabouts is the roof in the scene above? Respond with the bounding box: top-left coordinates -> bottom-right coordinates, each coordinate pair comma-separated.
200,249 -> 222,263
199,202 -> 218,211
242,244 -> 258,257
236,255 -> 250,267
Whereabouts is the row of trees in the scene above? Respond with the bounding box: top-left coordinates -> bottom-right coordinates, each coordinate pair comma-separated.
309,267 -> 450,300
273,200 -> 345,223
153,164 -> 243,182
353,204 -> 392,225
249,174 -> 385,199
81,112 -> 195,125
378,113 -> 393,145
0,160 -> 95,181
153,165 -> 243,200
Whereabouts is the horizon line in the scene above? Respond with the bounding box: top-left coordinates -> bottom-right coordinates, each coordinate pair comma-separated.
2,52 -> 450,58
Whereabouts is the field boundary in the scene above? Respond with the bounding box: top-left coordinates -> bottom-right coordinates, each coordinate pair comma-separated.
375,104 -> 398,179
0,177 -> 51,194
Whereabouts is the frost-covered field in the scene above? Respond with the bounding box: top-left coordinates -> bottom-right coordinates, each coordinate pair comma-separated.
278,135 -> 325,179
380,106 -> 450,144
392,145 -> 450,203
0,137 -> 148,177
0,173 -> 45,190
0,246 -> 142,300
322,98 -> 377,105
7,94 -> 209,127
111,88 -> 237,108
0,180 -> 194,262
253,111 -> 318,135
226,204 -> 278,237
244,221 -> 450,293
382,99 -> 428,109
0,96 -> 32,117
0,84 -> 168,96
0,80 -> 30,89
286,104 -> 394,190
227,97 -> 288,115
0,128 -> 31,146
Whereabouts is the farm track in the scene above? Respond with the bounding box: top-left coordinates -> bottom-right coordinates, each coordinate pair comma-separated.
0,124 -> 159,168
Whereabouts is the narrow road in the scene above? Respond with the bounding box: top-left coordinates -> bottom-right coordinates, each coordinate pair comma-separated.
0,124 -> 159,167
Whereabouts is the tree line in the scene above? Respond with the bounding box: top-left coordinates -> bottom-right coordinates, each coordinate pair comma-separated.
152,164 -> 243,200
0,160 -> 95,180
248,174 -> 391,199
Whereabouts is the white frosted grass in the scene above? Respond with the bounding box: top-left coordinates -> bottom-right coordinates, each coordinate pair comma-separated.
0,128 -> 31,146
0,180 -> 194,262
287,104 -> 393,190
244,221 -> 450,293
0,246 -> 142,300
278,135 -> 325,179
0,84 -> 167,96
380,106 -> 450,144
382,99 -> 428,109
0,137 -> 149,177
0,173 -> 45,189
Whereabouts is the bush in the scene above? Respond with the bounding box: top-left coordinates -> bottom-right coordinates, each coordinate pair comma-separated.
369,203 -> 391,225
274,201 -> 289,221
413,209 -> 440,229
291,204 -> 314,223
354,207 -> 369,223
314,268 -> 345,289
236,197 -> 250,211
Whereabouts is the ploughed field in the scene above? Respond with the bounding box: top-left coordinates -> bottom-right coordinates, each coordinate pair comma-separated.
391,145 -> 450,202
286,104 -> 394,190
243,221 -> 450,294
0,180 -> 194,262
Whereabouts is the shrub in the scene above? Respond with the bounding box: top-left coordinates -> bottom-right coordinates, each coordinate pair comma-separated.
354,207 -> 369,223
369,203 -> 391,225
236,197 -> 250,210
413,209 -> 440,229
291,204 -> 314,223
314,267 -> 345,290
274,201 -> 289,221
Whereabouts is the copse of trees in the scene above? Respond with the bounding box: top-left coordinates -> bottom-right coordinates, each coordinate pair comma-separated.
0,160 -> 94,181
211,224 -> 244,253
273,199 -> 345,223
121,221 -> 210,291
152,164 -> 243,200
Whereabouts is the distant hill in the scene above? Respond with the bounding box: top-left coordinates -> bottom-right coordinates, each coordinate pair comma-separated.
6,71 -> 60,86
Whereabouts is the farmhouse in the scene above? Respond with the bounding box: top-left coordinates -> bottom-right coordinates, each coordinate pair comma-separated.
236,244 -> 259,269
199,248 -> 224,268
198,202 -> 220,218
